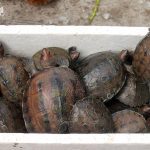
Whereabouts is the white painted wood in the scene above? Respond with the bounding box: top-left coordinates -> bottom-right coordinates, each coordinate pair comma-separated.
0,26 -> 149,57
0,26 -> 149,150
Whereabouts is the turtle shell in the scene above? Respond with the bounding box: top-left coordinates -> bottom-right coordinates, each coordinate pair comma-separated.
75,51 -> 126,102
116,74 -> 150,107
5,101 -> 27,133
33,47 -> 71,70
21,57 -> 38,77
0,56 -> 29,103
27,0 -> 53,5
112,109 -> 147,133
23,67 -> 85,133
0,99 -> 15,132
69,96 -> 114,133
133,31 -> 150,81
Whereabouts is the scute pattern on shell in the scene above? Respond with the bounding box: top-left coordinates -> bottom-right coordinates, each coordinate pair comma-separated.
0,56 -> 29,103
116,74 -> 150,107
23,67 -> 85,133
33,47 -> 71,70
76,51 -> 126,102
69,97 -> 114,133
133,32 -> 150,81
112,109 -> 147,133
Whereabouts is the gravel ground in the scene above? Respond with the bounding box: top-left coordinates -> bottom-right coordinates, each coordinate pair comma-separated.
0,0 -> 150,25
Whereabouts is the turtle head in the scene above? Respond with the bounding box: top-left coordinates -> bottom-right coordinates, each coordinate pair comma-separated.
41,48 -> 52,61
40,48 -> 55,69
68,47 -> 80,62
119,49 -> 133,65
119,50 -> 134,74
0,42 -> 4,58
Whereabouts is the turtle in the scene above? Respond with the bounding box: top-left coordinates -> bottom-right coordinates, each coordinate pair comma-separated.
32,47 -> 80,71
20,57 -> 38,78
112,109 -> 148,133
116,73 -> 150,107
106,99 -> 150,119
75,51 -> 126,102
23,67 -> 85,133
0,98 -> 15,133
132,30 -> 150,82
0,43 -> 29,103
5,100 -> 27,133
27,0 -> 54,5
69,96 -> 114,133
105,99 -> 130,114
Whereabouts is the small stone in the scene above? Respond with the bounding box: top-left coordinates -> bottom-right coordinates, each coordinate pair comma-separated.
102,13 -> 110,20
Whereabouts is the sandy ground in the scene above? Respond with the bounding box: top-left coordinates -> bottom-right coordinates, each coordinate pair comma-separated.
0,0 -> 150,25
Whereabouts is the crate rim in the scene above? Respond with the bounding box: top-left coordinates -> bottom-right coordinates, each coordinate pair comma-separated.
0,25 -> 149,35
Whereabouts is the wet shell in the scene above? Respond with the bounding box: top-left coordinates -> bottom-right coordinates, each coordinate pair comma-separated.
23,67 -> 85,133
0,99 -> 15,132
21,57 -> 38,77
75,51 -> 126,102
69,97 -> 114,133
116,74 -> 150,107
33,47 -> 71,70
112,109 -> 147,133
133,31 -> 150,81
27,0 -> 53,5
0,56 -> 29,103
5,101 -> 27,133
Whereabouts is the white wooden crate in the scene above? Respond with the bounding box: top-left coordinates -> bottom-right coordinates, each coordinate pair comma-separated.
0,26 -> 150,150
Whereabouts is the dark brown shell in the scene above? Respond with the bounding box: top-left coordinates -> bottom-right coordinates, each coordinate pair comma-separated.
5,101 -> 27,133
0,56 -> 29,103
23,67 -> 85,133
116,74 -> 150,107
76,51 -> 126,102
69,97 -> 114,133
112,109 -> 147,133
33,47 -> 71,70
0,99 -> 15,132
133,31 -> 150,81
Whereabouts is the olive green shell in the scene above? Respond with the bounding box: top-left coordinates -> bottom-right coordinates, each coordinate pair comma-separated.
116,74 -> 150,107
0,99 -> 15,132
0,56 -> 29,103
69,97 -> 114,133
133,31 -> 150,81
112,109 -> 147,133
33,47 -> 71,70
76,51 -> 126,102
23,67 -> 85,133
